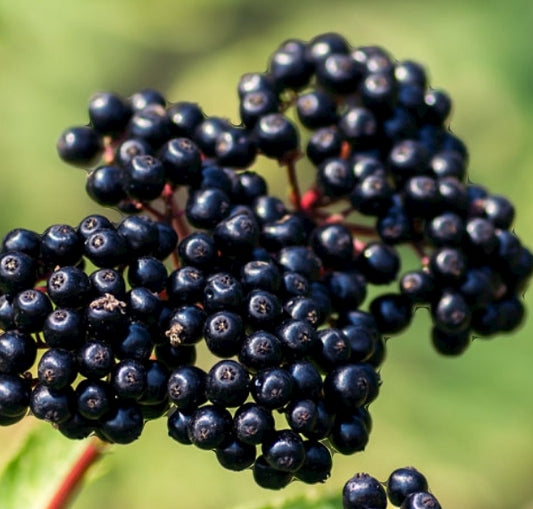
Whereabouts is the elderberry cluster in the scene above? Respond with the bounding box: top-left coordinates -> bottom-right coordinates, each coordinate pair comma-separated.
343,466 -> 441,509
0,31 -> 531,497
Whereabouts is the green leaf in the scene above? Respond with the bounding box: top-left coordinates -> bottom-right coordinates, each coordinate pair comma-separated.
0,423 -> 98,509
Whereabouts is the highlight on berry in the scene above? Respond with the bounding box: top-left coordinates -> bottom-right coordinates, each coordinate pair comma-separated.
0,31 -> 530,495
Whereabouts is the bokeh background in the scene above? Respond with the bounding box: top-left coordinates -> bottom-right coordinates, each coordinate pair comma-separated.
1,0 -> 533,507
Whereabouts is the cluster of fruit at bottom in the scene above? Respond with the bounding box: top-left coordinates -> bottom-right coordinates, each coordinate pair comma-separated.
0,31 -> 530,495
343,467 -> 441,508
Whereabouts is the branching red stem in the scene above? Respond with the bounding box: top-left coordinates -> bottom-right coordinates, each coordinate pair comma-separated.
46,438 -> 108,509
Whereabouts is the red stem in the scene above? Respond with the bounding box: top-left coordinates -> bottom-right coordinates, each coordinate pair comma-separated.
46,439 -> 107,509
283,153 -> 302,212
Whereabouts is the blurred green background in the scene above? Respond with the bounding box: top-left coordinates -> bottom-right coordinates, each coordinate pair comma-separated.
1,0 -> 533,507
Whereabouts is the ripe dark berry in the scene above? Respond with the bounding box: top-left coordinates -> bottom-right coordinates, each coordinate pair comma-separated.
401,492 -> 442,509
57,126 -> 103,167
167,365 -> 206,411
167,101 -> 204,138
77,339 -> 115,379
37,348 -> 77,390
75,379 -> 113,420
0,330 -> 37,375
127,256 -> 167,292
86,165 -> 127,206
203,273 -> 244,314
40,224 -> 83,267
167,408 -> 193,445
342,472 -> 387,509
387,466 -> 429,506
164,305 -> 206,347
2,228 -> 41,257
0,251 -> 36,294
0,374 -> 30,423
13,289 -> 52,333
116,215 -> 159,258
88,91 -> 131,135
233,402 -> 274,445
186,188 -> 231,229
84,229 -> 128,268
369,293 -> 412,334
125,155 -> 165,201
252,455 -> 293,490
296,91 -> 338,129
47,266 -> 91,308
99,401 -> 144,444
253,113 -> 299,159
205,359 -> 249,408
262,429 -> 305,472
294,440 -> 332,484
187,404 -> 232,450
159,137 -> 202,186
323,363 -> 372,411
30,383 -> 75,424
251,367 -> 293,409
204,311 -> 244,358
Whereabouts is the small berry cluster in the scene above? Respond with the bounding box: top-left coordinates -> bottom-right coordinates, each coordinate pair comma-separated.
343,466 -> 441,508
1,31 -> 531,497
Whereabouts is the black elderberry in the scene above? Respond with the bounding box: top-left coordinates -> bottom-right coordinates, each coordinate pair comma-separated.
342,472 -> 387,509
86,165 -> 127,206
90,268 -> 126,299
89,91 -> 131,135
116,215 -> 159,258
252,455 -> 293,490
128,104 -> 172,148
203,273 -> 243,314
215,434 -> 256,471
85,229 -> 128,268
262,429 -> 306,473
401,491 -> 442,509
205,359 -> 250,408
129,89 -> 166,111
186,188 -> 231,230
167,101 -> 204,138
167,408 -> 194,445
167,365 -> 207,411
284,296 -> 323,327
238,330 -> 283,372
57,126 -> 103,167
356,242 -> 399,285
30,383 -> 75,424
113,321 -> 153,361
2,228 -> 41,257
0,330 -> 37,375
329,412 -> 370,455
251,367 -> 294,410
233,402 -> 274,445
432,290 -> 471,334
214,212 -> 260,256
124,154 -> 165,201
187,404 -> 232,450
0,374 -> 31,424
316,53 -> 363,95
326,270 -> 367,311
314,328 -> 351,371
155,343 -> 196,370
295,440 -> 332,484
139,360 -> 169,405
111,359 -> 147,400
285,399 -> 318,435
277,246 -> 322,280
311,224 -> 354,267
0,251 -> 37,294
253,113 -> 299,159
261,214 -> 308,251
178,232 -> 217,269
387,466 -> 429,506
369,293 -> 412,334
338,107 -> 378,149
307,127 -> 343,166
159,137 -> 202,187
203,311 -> 244,358
75,379 -> 113,420
77,339 -> 115,379
37,348 -> 77,390
297,90 -> 338,129
269,39 -> 313,90
41,224 -> 83,268
400,270 -> 437,304
215,127 -> 257,168
99,401 -> 144,444
163,305 -> 206,347
47,266 -> 91,308
276,319 -> 318,358
13,289 -> 53,333
127,256 -> 167,293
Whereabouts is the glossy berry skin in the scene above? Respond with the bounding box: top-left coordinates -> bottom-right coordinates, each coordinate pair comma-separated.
194,116 -> 231,157
37,348 -> 77,390
387,466 -> 429,506
186,189 -> 231,230
285,399 -> 317,435
111,359 -> 147,400
239,330 -> 283,371
252,455 -> 293,490
215,435 -> 256,471
88,91 -> 131,135
139,360 -> 169,405
251,368 -> 293,410
13,289 -> 52,333
297,90 -> 338,129
0,374 -> 30,423
323,364 -> 372,411
287,360 -> 322,401
43,308 -> 85,350
90,268 -> 126,299
311,224 -> 354,267
215,128 -> 257,168
276,319 -> 318,358
0,251 -> 37,295
401,492 -> 442,509
117,215 -> 159,258
205,359 -> 249,408
77,340 -> 115,379
127,256 -> 167,292
253,113 -> 299,159
86,166 -> 127,206
75,379 -> 113,420
246,290 -> 283,329
167,101 -> 204,138
294,440 -> 332,484
432,291 -> 471,334
125,155 -> 165,201
313,328 -> 350,372
204,311 -> 244,358
369,293 -> 412,334
114,321 -> 153,361
233,403 -> 274,445
47,266 -> 91,308
84,229 -> 128,268
167,365 -> 207,411
128,104 -> 172,148
30,383 -> 75,424
187,404 -> 232,450
41,224 -> 83,268
214,212 -> 260,257
57,126 -> 103,167
159,137 -> 202,186
77,215 -> 114,241
86,293 -> 128,340
261,429 -> 306,472
316,53 -> 363,95
317,157 -> 355,197
342,472 -> 387,509
0,330 -> 37,375
99,402 -> 144,444
2,228 -> 41,257
356,242 -> 400,285
167,408 -> 193,445
129,88 -> 166,111
203,273 -> 244,314
164,305 -> 206,347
